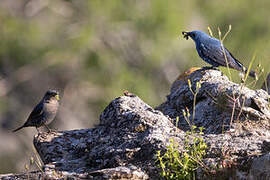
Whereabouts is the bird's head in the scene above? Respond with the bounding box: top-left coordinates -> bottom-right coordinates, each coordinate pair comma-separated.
44,90 -> 60,102
182,31 -> 208,42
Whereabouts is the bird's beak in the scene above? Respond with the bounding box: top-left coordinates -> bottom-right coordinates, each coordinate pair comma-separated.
182,31 -> 190,40
55,94 -> 60,101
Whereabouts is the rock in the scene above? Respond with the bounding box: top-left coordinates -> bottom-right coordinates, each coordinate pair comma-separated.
1,68 -> 270,179
31,95 -> 185,179
0,172 -> 44,180
248,153 -> 270,180
158,68 -> 270,133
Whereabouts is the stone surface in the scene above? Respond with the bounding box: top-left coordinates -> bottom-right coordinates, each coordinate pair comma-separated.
32,95 -> 185,179
158,68 -> 270,134
1,68 -> 270,179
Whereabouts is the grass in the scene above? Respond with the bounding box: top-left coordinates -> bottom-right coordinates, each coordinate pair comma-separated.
211,26 -> 266,129
24,145 -> 44,179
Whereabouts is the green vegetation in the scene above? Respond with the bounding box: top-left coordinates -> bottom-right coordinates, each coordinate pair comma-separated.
156,126 -> 207,180
155,78 -> 207,179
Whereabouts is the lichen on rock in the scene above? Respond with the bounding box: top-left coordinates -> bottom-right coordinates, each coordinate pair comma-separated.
2,68 -> 270,179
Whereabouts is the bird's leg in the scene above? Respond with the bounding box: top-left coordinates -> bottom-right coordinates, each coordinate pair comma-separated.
44,124 -> 51,133
36,127 -> 41,134
202,66 -> 215,70
209,66 -> 219,71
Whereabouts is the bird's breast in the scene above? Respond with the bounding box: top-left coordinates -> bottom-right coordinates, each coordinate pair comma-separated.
43,101 -> 59,116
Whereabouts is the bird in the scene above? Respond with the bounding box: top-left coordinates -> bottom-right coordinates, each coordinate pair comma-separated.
182,30 -> 256,78
13,90 -> 60,133
262,73 -> 270,94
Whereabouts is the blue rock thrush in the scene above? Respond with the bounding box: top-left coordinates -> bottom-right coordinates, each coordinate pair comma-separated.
182,30 -> 256,78
13,90 -> 60,133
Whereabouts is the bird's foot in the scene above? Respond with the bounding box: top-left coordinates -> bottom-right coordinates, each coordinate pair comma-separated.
211,66 -> 220,71
202,66 -> 219,71
48,128 -> 58,133
44,124 -> 58,133
36,127 -> 41,134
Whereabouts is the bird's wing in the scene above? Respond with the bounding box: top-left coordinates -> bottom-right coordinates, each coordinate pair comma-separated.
198,43 -> 244,71
224,47 -> 244,70
27,102 -> 44,121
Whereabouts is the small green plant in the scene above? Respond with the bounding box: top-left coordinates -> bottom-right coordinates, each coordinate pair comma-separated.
218,25 -> 233,81
209,26 -> 265,131
23,145 -> 44,179
156,126 -> 207,180
187,79 -> 201,125
209,25 -> 262,85
24,163 -> 30,180
31,145 -> 44,172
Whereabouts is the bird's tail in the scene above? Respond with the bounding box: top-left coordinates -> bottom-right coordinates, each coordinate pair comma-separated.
245,69 -> 257,78
13,125 -> 25,132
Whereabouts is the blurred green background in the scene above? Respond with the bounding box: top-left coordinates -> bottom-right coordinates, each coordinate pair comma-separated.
0,0 -> 269,173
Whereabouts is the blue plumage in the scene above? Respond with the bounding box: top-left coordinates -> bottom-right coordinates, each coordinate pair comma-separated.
182,30 -> 256,78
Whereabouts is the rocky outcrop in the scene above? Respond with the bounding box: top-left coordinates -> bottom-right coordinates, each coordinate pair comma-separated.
1,68 -> 270,179
158,68 -> 270,133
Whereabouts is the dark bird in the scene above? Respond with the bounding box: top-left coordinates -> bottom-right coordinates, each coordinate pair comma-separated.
262,73 -> 270,94
13,90 -> 60,133
182,30 -> 256,78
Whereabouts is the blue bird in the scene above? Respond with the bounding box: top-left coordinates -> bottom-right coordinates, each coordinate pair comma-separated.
182,30 -> 256,78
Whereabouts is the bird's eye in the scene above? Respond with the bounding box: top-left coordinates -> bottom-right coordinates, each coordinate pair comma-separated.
191,33 -> 196,38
